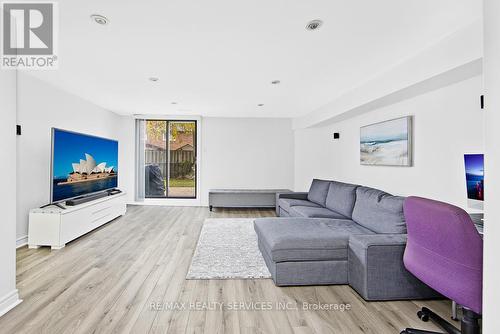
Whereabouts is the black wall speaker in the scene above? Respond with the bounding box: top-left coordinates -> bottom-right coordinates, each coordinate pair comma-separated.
16,125 -> 21,135
333,132 -> 340,140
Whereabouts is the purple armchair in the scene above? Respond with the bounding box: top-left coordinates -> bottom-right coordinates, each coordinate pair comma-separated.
401,196 -> 483,334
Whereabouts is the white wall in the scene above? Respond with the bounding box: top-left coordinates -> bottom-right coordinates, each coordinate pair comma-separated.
293,20 -> 482,129
295,75 -> 484,209
16,73 -> 134,242
0,69 -> 21,315
483,0 -> 500,331
115,117 -> 135,206
14,83 -> 294,218
201,117 -> 294,206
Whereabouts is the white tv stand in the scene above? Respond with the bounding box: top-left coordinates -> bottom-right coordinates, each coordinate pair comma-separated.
28,192 -> 127,250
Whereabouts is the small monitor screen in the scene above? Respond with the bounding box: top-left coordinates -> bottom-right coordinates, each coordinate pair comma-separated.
464,154 -> 484,202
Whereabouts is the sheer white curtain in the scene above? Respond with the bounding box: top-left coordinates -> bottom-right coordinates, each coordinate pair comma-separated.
135,119 -> 146,202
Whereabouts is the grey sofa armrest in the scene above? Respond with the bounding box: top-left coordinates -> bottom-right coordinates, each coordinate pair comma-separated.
348,234 -> 440,301
277,192 -> 309,200
275,192 -> 309,216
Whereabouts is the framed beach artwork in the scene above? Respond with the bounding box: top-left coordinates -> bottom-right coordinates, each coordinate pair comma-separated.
360,116 -> 413,166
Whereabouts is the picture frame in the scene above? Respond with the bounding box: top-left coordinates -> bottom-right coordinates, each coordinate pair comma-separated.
360,116 -> 413,166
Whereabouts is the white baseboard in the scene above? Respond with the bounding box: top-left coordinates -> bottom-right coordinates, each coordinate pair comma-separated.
0,290 -> 22,318
16,235 -> 28,249
133,200 -> 203,207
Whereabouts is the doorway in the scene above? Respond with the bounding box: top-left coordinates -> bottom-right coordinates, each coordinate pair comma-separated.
144,120 -> 197,199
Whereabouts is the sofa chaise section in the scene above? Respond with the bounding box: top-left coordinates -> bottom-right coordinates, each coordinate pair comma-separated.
254,218 -> 374,286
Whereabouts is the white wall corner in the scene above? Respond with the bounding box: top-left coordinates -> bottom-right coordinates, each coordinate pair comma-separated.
16,236 -> 28,249
0,290 -> 22,318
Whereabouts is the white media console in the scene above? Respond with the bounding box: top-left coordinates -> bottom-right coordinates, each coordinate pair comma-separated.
28,192 -> 127,250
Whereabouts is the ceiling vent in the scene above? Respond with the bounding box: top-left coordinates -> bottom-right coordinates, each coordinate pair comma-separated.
91,14 -> 109,25
306,20 -> 323,31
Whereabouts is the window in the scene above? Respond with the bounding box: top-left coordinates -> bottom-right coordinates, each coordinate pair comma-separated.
144,120 -> 197,198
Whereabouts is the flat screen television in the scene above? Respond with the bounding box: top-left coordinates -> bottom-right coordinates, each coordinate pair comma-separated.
464,154 -> 484,210
51,128 -> 118,203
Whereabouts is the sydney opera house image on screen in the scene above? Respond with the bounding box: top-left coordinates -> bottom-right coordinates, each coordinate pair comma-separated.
64,153 -> 116,184
52,129 -> 118,202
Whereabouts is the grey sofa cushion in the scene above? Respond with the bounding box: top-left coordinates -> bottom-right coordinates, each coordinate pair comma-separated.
254,218 -> 374,262
307,179 -> 331,206
279,198 -> 320,213
289,206 -> 347,219
351,187 -> 406,234
325,181 -> 358,218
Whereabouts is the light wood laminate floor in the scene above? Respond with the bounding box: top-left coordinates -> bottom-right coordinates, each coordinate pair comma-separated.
1,206 -> 456,334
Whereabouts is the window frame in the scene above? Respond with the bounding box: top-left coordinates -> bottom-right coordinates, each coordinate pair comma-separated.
144,119 -> 197,200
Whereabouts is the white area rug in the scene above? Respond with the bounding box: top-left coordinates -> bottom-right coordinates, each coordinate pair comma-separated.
186,218 -> 271,279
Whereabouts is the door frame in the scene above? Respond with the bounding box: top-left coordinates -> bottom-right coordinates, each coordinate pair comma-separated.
139,115 -> 202,206
165,119 -> 197,199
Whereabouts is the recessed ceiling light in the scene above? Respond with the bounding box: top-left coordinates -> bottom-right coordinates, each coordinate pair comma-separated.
91,14 -> 109,25
149,77 -> 159,82
171,102 -> 178,105
257,104 -> 264,107
306,19 -> 323,31
271,80 -> 280,85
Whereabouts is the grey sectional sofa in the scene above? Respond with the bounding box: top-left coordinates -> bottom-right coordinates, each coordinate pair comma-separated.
254,179 -> 439,301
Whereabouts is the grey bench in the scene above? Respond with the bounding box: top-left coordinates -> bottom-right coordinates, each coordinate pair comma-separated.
209,189 -> 291,211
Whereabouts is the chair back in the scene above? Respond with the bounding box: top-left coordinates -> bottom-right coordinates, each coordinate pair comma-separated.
403,196 -> 483,314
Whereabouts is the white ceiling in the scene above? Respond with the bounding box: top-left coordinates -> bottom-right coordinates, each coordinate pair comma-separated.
27,0 -> 480,118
